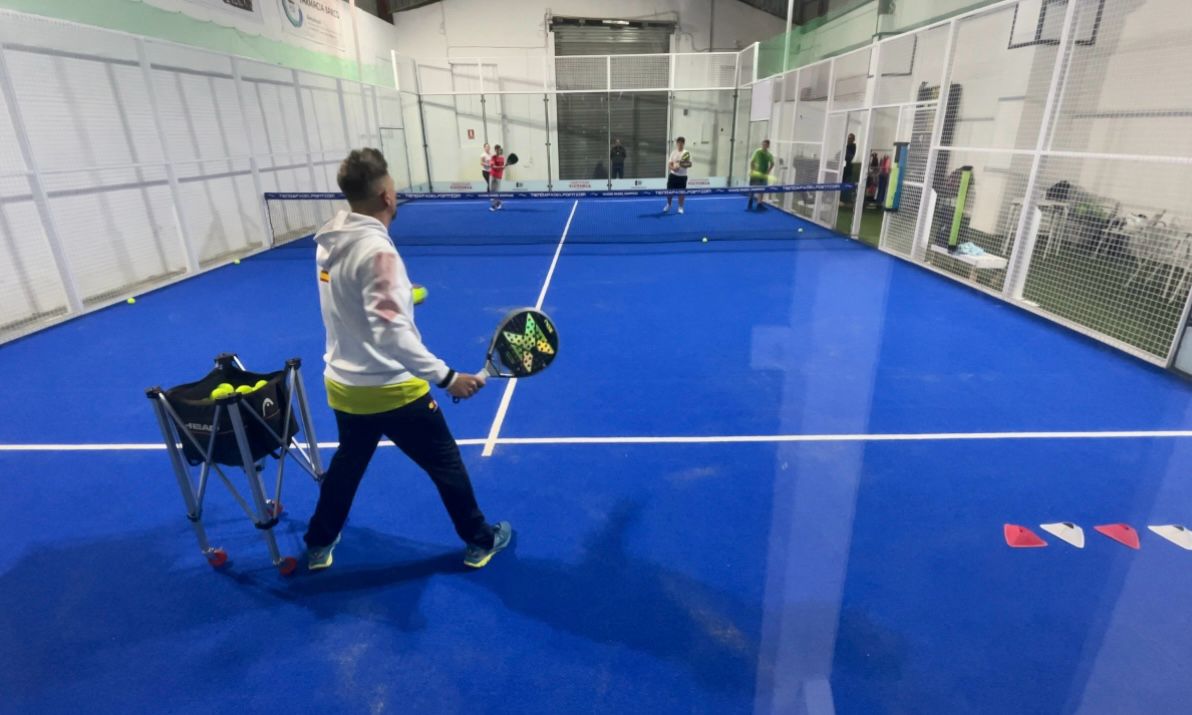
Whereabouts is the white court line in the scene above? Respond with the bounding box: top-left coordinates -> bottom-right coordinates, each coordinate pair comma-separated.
0,439 -> 489,452
494,430 -> 1192,445
481,198 -> 579,458
4,430 -> 1192,452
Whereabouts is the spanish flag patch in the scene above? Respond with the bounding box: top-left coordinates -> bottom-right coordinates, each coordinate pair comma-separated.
319,270 -> 330,283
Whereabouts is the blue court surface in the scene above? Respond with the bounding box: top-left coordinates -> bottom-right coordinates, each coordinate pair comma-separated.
3,195 -> 1192,714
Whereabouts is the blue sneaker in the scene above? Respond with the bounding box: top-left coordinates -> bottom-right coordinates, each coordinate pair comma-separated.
463,522 -> 512,569
306,533 -> 341,571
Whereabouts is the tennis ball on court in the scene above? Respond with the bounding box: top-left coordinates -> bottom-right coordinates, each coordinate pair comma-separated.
126,297 -> 136,304
210,383 -> 235,400
412,285 -> 428,305
233,259 -> 241,265
798,227 -> 804,233
701,237 -> 708,243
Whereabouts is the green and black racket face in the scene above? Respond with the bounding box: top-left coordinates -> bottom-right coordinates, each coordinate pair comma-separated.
487,308 -> 557,378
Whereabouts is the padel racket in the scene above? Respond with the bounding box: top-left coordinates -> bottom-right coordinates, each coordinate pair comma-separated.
453,307 -> 558,402
507,152 -> 519,166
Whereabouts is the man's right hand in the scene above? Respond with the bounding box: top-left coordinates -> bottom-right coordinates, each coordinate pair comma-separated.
447,372 -> 487,399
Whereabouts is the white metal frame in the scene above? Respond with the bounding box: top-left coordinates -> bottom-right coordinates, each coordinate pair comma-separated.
0,7 -> 398,342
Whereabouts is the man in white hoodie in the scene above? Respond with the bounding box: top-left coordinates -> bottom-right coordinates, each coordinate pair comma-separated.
305,148 -> 511,571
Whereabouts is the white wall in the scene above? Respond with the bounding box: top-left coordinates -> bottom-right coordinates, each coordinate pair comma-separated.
394,0 -> 784,63
132,0 -> 403,82
393,0 -> 782,188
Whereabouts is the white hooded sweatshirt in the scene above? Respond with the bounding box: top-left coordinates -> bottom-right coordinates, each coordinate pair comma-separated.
315,210 -> 452,388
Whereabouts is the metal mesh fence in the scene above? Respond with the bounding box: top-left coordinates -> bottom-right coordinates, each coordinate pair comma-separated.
610,55 -> 668,91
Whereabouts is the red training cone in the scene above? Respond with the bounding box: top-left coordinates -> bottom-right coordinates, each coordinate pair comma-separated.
1004,524 -> 1047,548
1094,523 -> 1140,550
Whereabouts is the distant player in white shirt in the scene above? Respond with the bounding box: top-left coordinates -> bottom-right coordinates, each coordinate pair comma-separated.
480,143 -> 492,191
663,136 -> 691,215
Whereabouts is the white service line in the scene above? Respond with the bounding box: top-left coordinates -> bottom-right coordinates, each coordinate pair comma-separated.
5,430 -> 1192,453
481,198 -> 579,457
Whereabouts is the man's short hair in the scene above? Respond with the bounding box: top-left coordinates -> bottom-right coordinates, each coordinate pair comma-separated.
676,136 -> 686,143
762,139 -> 771,145
337,148 -> 388,202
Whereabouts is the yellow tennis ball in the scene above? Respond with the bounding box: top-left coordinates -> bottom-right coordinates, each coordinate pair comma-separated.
701,237 -> 708,243
253,379 -> 268,391
412,285 -> 428,305
210,383 -> 235,400
126,298 -> 136,304
235,384 -> 254,395
233,259 -> 241,265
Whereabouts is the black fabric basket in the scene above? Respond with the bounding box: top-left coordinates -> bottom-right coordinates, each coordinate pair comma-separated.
165,364 -> 299,467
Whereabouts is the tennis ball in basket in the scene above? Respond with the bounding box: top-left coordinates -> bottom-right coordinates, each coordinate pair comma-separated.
210,383 -> 235,400
253,379 -> 268,391
235,384 -> 254,395
412,285 -> 428,305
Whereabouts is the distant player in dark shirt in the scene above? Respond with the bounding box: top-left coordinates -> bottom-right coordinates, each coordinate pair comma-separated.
610,138 -> 627,180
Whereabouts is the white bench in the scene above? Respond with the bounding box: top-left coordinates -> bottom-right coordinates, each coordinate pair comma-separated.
929,245 -> 1009,279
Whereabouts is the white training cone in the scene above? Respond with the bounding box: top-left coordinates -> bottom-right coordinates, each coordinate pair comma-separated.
1040,522 -> 1085,549
1148,525 -> 1192,551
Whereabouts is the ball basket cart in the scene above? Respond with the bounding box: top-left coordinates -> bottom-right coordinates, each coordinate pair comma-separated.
145,353 -> 324,576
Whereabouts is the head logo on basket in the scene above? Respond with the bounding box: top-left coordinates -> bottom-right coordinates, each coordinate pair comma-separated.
261,397 -> 275,414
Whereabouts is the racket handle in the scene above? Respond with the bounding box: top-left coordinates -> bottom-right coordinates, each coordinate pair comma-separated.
452,364 -> 497,403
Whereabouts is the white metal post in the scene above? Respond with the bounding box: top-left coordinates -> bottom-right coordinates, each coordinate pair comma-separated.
335,78 -> 353,151
878,104 -> 905,250
783,0 -> 795,74
135,39 -> 200,274
369,81 -> 385,150
909,18 -> 959,261
0,42 -> 83,313
606,54 -> 613,189
813,58 -> 836,226
1003,0 -> 1081,301
851,40 -> 881,238
292,69 -> 320,191
231,58 -> 272,248
391,49 -> 401,92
